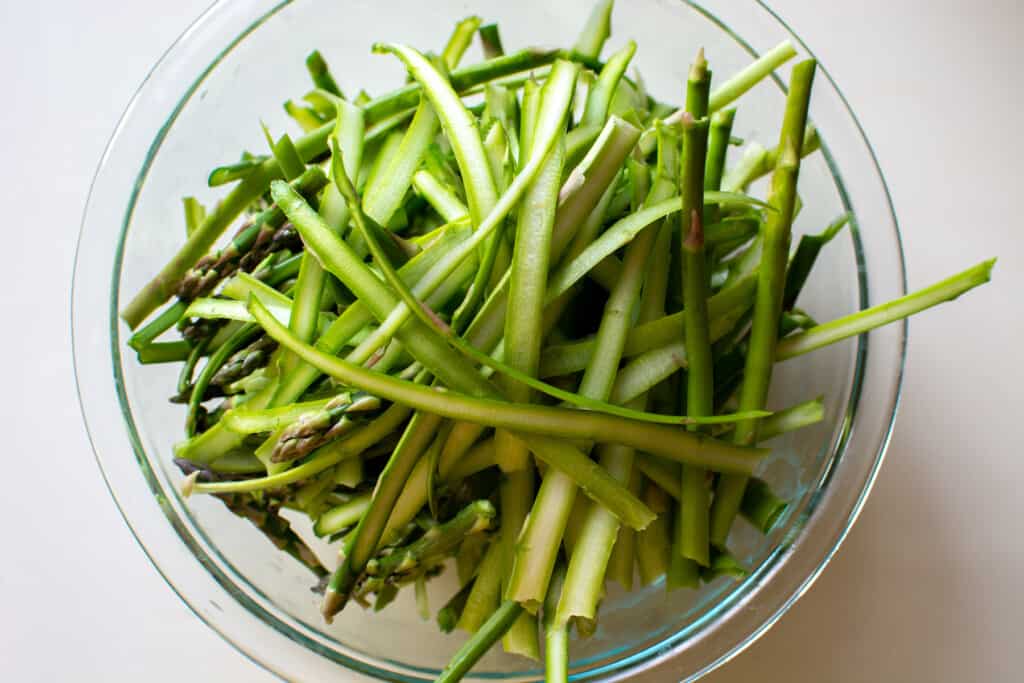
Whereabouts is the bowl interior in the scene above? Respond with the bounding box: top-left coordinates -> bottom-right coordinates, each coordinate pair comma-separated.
82,0 -> 903,680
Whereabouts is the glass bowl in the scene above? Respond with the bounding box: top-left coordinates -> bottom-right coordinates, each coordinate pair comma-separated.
71,0 -> 905,680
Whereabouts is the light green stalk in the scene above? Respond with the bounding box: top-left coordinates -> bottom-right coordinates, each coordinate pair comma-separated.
441,16 -> 483,69
776,260 -> 996,360
573,0 -> 614,59
362,96 -> 438,226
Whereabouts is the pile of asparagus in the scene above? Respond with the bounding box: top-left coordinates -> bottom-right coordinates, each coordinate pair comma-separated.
122,1 -> 993,679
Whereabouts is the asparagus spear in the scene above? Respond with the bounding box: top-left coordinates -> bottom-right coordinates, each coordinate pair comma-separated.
710,60 -> 818,546
678,53 -> 714,572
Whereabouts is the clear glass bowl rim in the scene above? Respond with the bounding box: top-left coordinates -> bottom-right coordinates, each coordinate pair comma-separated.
71,1 -> 907,680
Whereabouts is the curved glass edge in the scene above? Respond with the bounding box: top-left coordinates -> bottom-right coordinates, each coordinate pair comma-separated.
72,0 -> 907,681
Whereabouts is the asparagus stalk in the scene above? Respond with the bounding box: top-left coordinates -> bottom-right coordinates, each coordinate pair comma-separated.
678,53 -> 714,570
438,578 -> 476,633
314,492 -> 373,537
777,260 -> 996,360
636,479 -> 672,585
710,59 -> 817,546
457,536 -> 504,634
572,0 -> 614,59
305,50 -> 343,96
437,600 -> 524,683
478,23 -> 505,60
543,564 -> 570,683
708,42 -> 798,111
441,16 -> 483,70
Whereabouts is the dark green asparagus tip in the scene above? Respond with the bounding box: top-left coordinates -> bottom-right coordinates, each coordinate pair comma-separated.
306,49 -> 327,72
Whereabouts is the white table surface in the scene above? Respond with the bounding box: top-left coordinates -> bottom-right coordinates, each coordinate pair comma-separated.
4,1 -> 1021,680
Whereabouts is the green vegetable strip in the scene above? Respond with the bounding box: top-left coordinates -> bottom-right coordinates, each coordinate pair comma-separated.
495,79 -> 564,470
678,54 -> 714,570
412,169 -> 469,222
782,214 -> 850,310
496,76 -> 565,660
547,117 -> 641,261
381,438 -> 496,548
373,43 -> 498,226
707,41 -> 798,112
184,297 -> 295,326
438,600 -> 524,683
128,301 -> 187,351
581,41 -> 636,128
286,105 -> 363,381
499,468 -> 539,658
362,96 -> 438,226
636,479 -> 672,585
122,49 -> 561,328
777,260 -> 995,360
365,48 -> 560,124
722,125 -> 819,193
704,108 -> 737,225
183,197 -> 206,237
457,536 -> 503,633
450,124 -> 512,334
441,16 -> 483,70
478,23 -> 505,59
269,133 -> 305,180
136,341 -> 191,364
710,59 -> 817,547
740,478 -> 789,535
185,323 -> 258,436
543,564 -> 569,683
306,50 -> 343,96
207,156 -> 266,187
438,579 -> 475,633
573,0 -> 614,59
543,191 -> 766,308
607,465 -> 641,589
284,101 -> 323,132
553,127 -> 665,625
314,492 -> 372,537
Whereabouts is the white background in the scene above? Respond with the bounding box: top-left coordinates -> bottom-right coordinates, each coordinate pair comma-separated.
3,0 -> 1021,680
